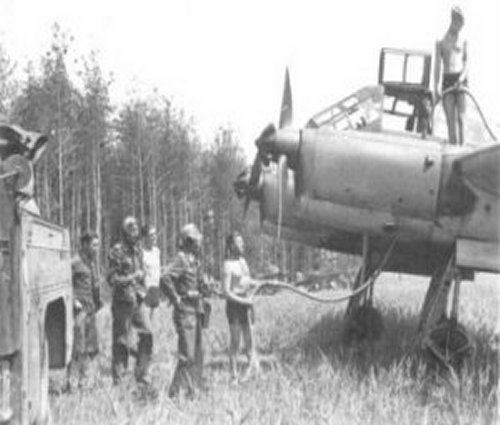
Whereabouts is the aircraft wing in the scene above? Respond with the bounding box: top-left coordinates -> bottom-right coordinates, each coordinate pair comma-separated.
454,143 -> 500,197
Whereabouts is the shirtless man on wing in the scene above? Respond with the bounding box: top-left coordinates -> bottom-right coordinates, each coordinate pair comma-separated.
434,6 -> 468,145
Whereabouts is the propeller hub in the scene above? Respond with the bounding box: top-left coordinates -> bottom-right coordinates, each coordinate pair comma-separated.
236,67 -> 298,218
256,127 -> 300,168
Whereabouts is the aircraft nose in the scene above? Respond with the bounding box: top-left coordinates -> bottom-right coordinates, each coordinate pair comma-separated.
259,128 -> 300,168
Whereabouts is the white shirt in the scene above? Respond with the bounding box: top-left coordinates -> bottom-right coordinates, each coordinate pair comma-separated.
143,246 -> 161,288
223,258 -> 251,296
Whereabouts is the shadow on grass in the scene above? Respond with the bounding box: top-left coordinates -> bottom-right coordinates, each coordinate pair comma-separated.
280,305 -> 499,390
281,306 -> 417,370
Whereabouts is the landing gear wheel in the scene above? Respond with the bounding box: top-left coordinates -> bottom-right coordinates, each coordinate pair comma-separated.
425,318 -> 472,372
342,304 -> 384,346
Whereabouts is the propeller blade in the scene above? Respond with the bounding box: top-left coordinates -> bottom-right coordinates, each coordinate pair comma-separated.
243,195 -> 251,217
233,170 -> 249,199
278,68 -> 293,129
248,152 -> 262,188
241,151 -> 264,217
255,123 -> 276,151
277,154 -> 288,240
294,153 -> 304,198
239,67 -> 292,221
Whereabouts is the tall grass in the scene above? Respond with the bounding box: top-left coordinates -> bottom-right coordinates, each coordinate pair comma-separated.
50,273 -> 499,424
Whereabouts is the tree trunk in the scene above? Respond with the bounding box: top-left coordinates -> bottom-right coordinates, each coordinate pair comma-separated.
150,162 -> 157,226
131,168 -> 136,218
170,191 -> 177,256
70,171 -> 77,251
161,192 -> 168,262
85,177 -> 91,231
76,174 -> 82,239
138,145 -> 145,223
58,131 -> 63,225
93,137 -> 102,271
43,160 -> 50,220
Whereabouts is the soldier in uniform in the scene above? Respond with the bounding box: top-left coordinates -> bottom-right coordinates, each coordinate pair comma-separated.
107,216 -> 153,385
160,223 -> 210,398
67,232 -> 102,390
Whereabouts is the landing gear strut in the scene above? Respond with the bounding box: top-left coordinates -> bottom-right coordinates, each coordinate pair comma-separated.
417,252 -> 473,371
343,235 -> 385,346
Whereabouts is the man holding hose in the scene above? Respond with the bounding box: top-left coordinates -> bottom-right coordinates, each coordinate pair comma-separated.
434,5 -> 468,145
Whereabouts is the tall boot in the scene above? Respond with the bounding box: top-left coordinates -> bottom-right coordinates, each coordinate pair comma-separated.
112,343 -> 129,384
135,333 -> 153,385
168,360 -> 194,399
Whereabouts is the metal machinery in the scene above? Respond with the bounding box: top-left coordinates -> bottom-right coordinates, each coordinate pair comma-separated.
235,47 -> 499,370
0,126 -> 73,425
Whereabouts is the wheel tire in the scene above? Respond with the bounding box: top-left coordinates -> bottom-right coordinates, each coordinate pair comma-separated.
426,318 -> 472,372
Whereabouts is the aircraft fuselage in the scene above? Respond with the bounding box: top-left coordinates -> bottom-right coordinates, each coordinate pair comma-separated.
258,127 -> 499,275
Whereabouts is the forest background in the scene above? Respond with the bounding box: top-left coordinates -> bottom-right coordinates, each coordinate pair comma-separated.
0,25 -> 347,285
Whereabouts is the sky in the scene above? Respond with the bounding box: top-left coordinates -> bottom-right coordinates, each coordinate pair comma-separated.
1,0 -> 499,157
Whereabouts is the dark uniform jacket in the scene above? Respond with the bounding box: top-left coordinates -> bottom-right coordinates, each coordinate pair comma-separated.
72,252 -> 100,313
107,240 -> 144,304
161,251 -> 209,313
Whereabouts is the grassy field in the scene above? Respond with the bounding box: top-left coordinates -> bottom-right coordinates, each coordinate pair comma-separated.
50,273 -> 499,425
